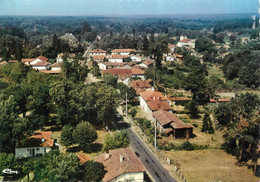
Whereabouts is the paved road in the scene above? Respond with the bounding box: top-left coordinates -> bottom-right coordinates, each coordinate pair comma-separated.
115,114 -> 176,182
83,44 -> 93,58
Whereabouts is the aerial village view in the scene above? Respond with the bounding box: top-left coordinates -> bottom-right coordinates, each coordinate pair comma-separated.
0,0 -> 259,182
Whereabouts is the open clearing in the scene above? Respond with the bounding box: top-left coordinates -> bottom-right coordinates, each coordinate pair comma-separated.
163,149 -> 259,182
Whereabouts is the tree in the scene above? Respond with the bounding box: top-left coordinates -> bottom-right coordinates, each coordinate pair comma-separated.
185,100 -> 199,119
60,125 -> 74,148
33,150 -> 81,182
0,153 -> 16,175
102,73 -> 118,88
103,130 -> 130,151
201,113 -> 214,134
130,109 -> 137,118
73,122 -> 97,151
83,161 -> 106,182
23,160 -> 34,181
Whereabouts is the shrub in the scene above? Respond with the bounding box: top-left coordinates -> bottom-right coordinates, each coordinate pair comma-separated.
130,109 -> 137,118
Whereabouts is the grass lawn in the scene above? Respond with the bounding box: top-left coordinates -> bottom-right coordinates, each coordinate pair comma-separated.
160,113 -> 224,148
163,149 -> 259,182
239,90 -> 260,97
207,64 -> 225,80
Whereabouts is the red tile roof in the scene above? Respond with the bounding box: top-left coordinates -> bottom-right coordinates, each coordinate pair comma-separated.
9,60 -> 18,63
111,49 -> 136,53
107,54 -> 124,59
142,60 -> 154,66
179,39 -> 192,43
140,90 -> 167,101
168,44 -> 176,48
40,70 -> 61,74
153,110 -> 193,129
102,68 -> 144,76
29,131 -> 54,147
210,99 -> 216,103
170,97 -> 192,101
147,100 -> 172,111
129,80 -> 152,89
22,59 -> 35,63
218,98 -> 230,102
174,53 -> 183,58
36,56 -> 48,62
131,68 -> 145,75
77,154 -> 91,164
32,62 -> 51,66
94,147 -> 145,182
90,49 -> 106,53
93,55 -> 105,60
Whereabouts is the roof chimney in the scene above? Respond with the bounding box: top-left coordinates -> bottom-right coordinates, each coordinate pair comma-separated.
120,153 -> 124,162
105,150 -> 110,160
153,96 -> 156,100
41,137 -> 45,143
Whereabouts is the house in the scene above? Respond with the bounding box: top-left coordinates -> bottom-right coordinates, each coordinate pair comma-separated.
98,61 -> 107,70
94,147 -> 145,182
21,59 -> 35,65
165,55 -> 175,62
8,60 -> 18,63
129,80 -> 152,95
93,55 -> 105,62
98,62 -> 130,70
31,62 -> 51,71
146,100 -> 172,120
51,62 -> 61,71
130,55 -> 142,62
140,90 -> 168,113
15,131 -> 54,158
152,110 -> 193,138
107,54 -> 124,63
177,36 -> 196,49
90,49 -> 106,56
111,49 -> 136,56
102,68 -> 145,81
169,97 -> 192,105
139,60 -> 154,68
168,44 -> 176,52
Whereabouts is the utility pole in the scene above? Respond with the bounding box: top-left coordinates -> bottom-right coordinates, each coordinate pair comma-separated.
154,118 -> 157,151
126,92 -> 128,115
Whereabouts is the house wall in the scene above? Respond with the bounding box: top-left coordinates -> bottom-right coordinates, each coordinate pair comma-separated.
166,56 -> 175,61
140,96 -> 148,113
51,67 -> 61,71
15,147 -> 51,158
139,63 -> 148,68
108,58 -> 123,63
111,172 -> 144,182
175,128 -> 193,139
98,63 -> 107,70
132,74 -> 145,80
32,66 -> 47,70
90,52 -> 106,56
112,52 -> 130,56
131,56 -> 142,62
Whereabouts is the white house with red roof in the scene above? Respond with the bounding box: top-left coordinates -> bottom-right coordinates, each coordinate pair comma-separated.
107,54 -> 124,63
130,55 -> 142,62
90,49 -> 106,56
94,147 -> 145,182
177,36 -> 196,49
15,131 -> 54,158
111,49 -> 136,56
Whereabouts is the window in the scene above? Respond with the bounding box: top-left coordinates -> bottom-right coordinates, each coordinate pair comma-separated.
36,148 -> 39,151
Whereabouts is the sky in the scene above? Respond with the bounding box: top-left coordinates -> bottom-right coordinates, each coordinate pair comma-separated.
0,0 -> 258,16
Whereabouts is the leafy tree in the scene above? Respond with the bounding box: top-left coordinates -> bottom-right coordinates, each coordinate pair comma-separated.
117,82 -> 137,104
73,121 -> 97,151
1,62 -> 30,83
201,113 -> 214,134
95,85 -> 119,125
0,153 -> 16,175
23,160 -> 34,181
33,150 -> 81,182
83,161 -> 106,182
185,100 -> 199,119
130,109 -> 137,118
102,73 -> 118,88
91,60 -> 100,76
103,130 -> 130,151
60,125 -> 74,148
